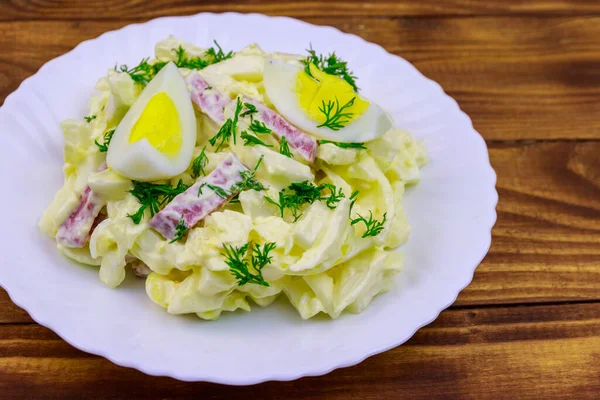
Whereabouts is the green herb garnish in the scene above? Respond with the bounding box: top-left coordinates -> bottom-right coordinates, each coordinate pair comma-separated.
231,98 -> 243,145
94,129 -> 115,153
207,184 -> 229,198
320,183 -> 345,210
317,139 -> 366,150
317,97 -> 355,131
115,58 -> 164,87
351,211 -> 387,238
190,146 -> 208,179
240,103 -> 258,118
249,120 -> 272,135
264,180 -> 345,222
231,156 -> 266,193
302,46 -> 358,92
169,217 -> 188,244
128,180 -> 189,224
198,156 -> 265,198
208,119 -> 233,151
241,131 -> 273,148
349,190 -> 359,214
197,182 -> 229,198
251,242 -> 276,275
264,192 -> 288,219
208,98 -> 243,150
116,40 -> 233,88
279,136 -> 293,158
205,40 -> 234,64
222,242 -> 275,287
85,115 -> 96,123
173,46 -> 208,70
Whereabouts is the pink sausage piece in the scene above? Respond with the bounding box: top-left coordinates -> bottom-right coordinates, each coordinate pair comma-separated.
56,186 -> 105,248
243,97 -> 318,162
186,71 -> 231,124
148,153 -> 248,240
56,163 -> 107,248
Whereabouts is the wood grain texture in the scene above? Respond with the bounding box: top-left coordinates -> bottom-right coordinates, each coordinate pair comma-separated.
0,291 -> 31,324
0,142 -> 597,323
1,2 -> 600,397
0,303 -> 598,399
459,141 -> 600,305
1,17 -> 599,140
2,0 -> 600,20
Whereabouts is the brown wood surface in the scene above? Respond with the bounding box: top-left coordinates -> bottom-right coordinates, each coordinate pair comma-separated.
1,1 -> 599,398
0,303 -> 599,399
2,17 -> 600,140
2,0 -> 600,19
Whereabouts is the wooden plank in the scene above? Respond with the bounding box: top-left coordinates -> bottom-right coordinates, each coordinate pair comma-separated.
1,17 -> 599,140
458,141 -> 600,305
1,0 -> 600,20
0,303 -> 598,398
0,142 -> 598,322
0,290 -> 32,324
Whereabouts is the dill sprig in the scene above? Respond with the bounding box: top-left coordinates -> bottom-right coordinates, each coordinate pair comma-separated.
208,98 -> 243,151
208,184 -> 229,198
317,139 -> 366,150
85,115 -> 96,123
115,58 -> 164,86
319,183 -> 345,209
222,242 -> 275,287
349,190 -> 360,214
175,41 -> 232,69
351,211 -> 387,238
264,180 -> 345,222
115,40 -> 233,87
198,182 -> 229,198
231,98 -> 243,145
228,156 -> 266,203
279,136 -> 293,158
302,46 -> 359,92
173,46 -> 208,70
208,119 -> 233,151
317,97 -> 356,131
249,120 -> 272,135
94,129 -> 115,153
198,156 -> 265,198
128,179 -> 189,224
241,131 -> 273,148
190,146 -> 208,179
240,103 -> 258,118
205,40 -> 234,64
169,217 -> 188,244
232,156 -> 266,192
251,242 -> 276,275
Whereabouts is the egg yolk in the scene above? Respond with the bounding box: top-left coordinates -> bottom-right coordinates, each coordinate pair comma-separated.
296,63 -> 369,126
129,92 -> 182,157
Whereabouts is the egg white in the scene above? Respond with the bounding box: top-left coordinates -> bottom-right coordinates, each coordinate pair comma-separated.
262,58 -> 393,143
107,62 -> 196,181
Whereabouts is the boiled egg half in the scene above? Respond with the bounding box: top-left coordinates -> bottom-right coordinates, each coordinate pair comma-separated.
263,58 -> 392,143
107,62 -> 196,181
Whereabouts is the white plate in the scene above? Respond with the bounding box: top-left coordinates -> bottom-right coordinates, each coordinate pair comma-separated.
0,13 -> 497,384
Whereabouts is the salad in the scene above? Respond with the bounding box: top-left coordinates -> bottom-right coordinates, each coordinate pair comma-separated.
39,36 -> 427,320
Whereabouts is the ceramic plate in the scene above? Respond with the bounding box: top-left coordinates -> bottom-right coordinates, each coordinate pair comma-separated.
0,13 -> 497,384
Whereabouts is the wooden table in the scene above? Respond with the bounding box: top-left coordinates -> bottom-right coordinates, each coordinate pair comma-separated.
1,1 -> 599,398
